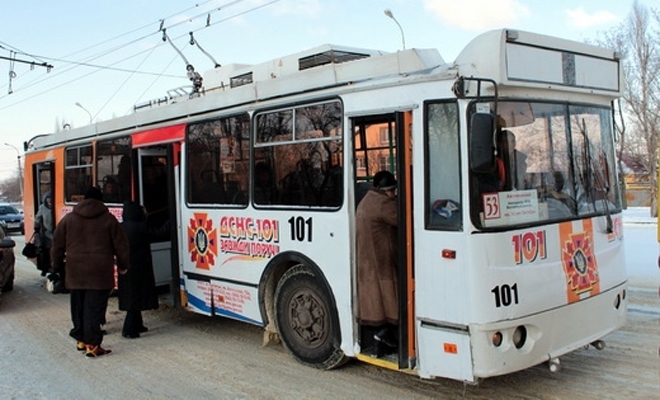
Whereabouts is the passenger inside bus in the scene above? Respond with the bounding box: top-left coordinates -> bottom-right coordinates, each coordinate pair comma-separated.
253,162 -> 277,204
356,170 -> 399,358
198,169 -> 225,203
102,177 -> 121,203
142,160 -> 169,228
117,155 -> 132,199
544,171 -> 577,217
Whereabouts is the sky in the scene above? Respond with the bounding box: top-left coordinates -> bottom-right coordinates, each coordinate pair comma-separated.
0,0 -> 649,180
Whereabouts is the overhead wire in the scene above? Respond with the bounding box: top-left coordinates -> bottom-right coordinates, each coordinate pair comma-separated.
94,46 -> 159,121
11,0 -> 254,90
130,53 -> 182,114
0,0 -> 218,93
0,0 -> 280,116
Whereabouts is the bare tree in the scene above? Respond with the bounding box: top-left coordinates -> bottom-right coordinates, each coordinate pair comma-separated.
598,0 -> 660,216
0,175 -> 22,202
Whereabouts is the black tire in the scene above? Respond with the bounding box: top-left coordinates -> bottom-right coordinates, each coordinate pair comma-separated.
274,264 -> 345,370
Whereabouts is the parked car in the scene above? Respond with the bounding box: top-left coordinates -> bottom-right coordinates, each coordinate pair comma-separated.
0,203 -> 24,235
0,226 -> 15,293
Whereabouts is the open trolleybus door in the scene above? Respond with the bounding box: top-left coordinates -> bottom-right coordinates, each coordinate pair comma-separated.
131,125 -> 184,305
32,161 -> 55,228
351,111 -> 414,369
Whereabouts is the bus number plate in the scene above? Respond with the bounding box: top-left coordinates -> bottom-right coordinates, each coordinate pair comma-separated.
491,283 -> 519,308
288,216 -> 313,242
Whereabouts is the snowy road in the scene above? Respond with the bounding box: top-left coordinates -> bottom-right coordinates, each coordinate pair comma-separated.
622,207 -> 660,290
0,209 -> 658,399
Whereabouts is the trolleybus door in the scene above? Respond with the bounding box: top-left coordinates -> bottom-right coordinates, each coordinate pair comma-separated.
32,161 -> 55,229
351,111 -> 413,369
136,148 -> 172,288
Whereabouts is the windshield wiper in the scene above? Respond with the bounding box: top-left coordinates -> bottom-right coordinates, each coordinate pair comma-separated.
580,118 -> 613,233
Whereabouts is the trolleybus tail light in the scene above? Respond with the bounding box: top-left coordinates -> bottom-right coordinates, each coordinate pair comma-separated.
441,249 -> 456,259
513,326 -> 527,349
492,331 -> 503,347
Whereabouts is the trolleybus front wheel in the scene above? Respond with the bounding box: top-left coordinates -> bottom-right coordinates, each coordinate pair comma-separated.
274,264 -> 345,370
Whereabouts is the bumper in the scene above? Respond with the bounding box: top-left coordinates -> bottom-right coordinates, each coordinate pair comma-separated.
4,222 -> 24,233
470,282 -> 628,378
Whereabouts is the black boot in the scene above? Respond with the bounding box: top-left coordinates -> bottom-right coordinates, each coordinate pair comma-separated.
374,327 -> 397,348
371,340 -> 396,358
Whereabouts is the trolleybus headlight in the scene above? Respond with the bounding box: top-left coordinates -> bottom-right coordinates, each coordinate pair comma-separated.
614,294 -> 621,309
512,326 -> 527,349
492,331 -> 503,347
622,289 -> 626,300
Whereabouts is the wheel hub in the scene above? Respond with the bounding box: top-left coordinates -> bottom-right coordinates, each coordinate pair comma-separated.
289,290 -> 328,348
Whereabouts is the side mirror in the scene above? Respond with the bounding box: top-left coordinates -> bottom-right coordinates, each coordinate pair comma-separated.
469,113 -> 495,173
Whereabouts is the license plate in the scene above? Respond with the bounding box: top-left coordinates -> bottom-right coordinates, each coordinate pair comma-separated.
7,222 -> 19,228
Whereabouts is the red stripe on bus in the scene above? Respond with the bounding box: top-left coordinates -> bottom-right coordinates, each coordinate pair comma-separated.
132,124 -> 186,148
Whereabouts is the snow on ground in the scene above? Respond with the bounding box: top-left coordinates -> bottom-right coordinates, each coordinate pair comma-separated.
622,207 -> 659,289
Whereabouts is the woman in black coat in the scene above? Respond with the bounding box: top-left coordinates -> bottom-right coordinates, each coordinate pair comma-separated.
119,201 -> 159,338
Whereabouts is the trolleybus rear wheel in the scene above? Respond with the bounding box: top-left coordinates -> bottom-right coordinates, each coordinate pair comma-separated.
274,264 -> 345,369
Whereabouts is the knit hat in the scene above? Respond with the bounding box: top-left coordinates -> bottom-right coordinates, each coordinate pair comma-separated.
84,187 -> 103,201
373,170 -> 397,191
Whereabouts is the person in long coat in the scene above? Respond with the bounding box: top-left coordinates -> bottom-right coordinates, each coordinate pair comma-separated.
51,187 -> 130,357
119,201 -> 160,338
34,192 -> 54,276
356,170 -> 398,357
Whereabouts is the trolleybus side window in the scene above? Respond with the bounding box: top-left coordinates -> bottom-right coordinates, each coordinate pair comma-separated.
186,113 -> 250,206
426,101 -> 462,230
64,145 -> 93,203
96,137 -> 132,204
254,100 -> 343,208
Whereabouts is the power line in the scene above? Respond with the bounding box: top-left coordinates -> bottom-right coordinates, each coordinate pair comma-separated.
0,0 -> 280,115
0,0 -> 253,96
0,2 -> 213,96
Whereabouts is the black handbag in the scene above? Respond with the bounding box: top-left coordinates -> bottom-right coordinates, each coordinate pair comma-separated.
22,233 -> 40,258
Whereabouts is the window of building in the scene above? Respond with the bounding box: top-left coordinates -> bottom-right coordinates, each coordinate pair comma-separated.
379,126 -> 389,144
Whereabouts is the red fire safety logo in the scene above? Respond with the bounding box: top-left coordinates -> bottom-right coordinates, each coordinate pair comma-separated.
187,213 -> 218,270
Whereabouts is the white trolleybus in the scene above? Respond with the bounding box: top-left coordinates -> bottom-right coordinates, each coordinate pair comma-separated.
23,29 -> 627,383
